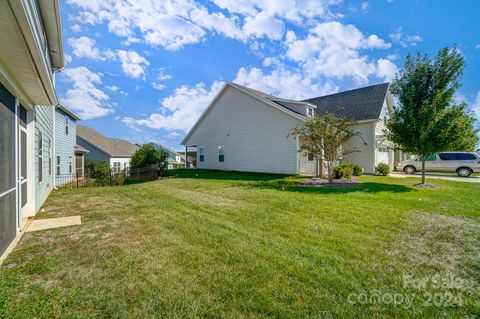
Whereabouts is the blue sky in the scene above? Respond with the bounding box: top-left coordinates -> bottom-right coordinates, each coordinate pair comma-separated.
57,0 -> 480,150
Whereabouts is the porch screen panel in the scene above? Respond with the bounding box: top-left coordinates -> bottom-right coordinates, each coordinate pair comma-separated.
0,82 -> 17,255
0,82 -> 15,194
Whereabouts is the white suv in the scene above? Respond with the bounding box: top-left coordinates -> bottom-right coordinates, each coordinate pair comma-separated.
397,152 -> 480,177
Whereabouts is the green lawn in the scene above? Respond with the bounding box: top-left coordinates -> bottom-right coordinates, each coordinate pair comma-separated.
1,170 -> 479,318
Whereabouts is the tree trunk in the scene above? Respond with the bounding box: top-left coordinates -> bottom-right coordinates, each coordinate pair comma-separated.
421,158 -> 426,185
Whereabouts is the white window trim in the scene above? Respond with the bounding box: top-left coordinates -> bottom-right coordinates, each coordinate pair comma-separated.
199,147 -> 205,162
218,145 -> 224,163
38,130 -> 43,183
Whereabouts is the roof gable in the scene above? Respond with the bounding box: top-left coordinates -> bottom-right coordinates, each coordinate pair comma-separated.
181,83 -> 306,145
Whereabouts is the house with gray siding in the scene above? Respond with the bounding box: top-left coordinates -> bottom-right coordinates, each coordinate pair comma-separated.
0,0 -> 64,261
77,126 -> 139,172
182,82 -> 400,175
54,105 -> 82,186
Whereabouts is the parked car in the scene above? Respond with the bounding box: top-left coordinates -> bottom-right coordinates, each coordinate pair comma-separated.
396,152 -> 480,177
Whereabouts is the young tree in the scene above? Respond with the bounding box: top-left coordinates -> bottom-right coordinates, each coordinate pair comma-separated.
290,113 -> 363,183
131,144 -> 168,175
388,47 -> 479,185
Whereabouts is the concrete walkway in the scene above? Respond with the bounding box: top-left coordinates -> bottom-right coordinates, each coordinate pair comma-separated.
27,216 -> 82,232
390,172 -> 480,183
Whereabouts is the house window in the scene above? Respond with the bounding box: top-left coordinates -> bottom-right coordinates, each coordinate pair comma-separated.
69,156 -> 72,173
37,130 -> 43,183
56,156 -> 61,175
306,107 -> 314,118
48,138 -> 52,176
307,153 -> 314,161
218,146 -> 224,162
113,162 -> 121,172
384,106 -> 389,123
65,115 -> 69,135
199,147 -> 205,162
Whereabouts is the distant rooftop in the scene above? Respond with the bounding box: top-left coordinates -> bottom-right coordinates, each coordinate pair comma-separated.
77,125 -> 139,157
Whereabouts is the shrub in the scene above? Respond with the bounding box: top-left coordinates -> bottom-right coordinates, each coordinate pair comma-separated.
352,164 -> 363,176
376,163 -> 390,176
334,163 -> 354,179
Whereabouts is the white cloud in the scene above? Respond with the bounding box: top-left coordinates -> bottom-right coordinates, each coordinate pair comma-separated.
66,0 -> 342,50
70,24 -> 82,32
152,82 -> 166,90
376,59 -> 398,81
285,21 -> 393,83
242,12 -> 284,40
389,27 -> 422,47
157,69 -> 172,81
122,81 -> 225,131
60,66 -> 114,119
68,36 -> 104,60
361,2 -> 369,10
475,44 -> 480,49
105,85 -> 119,92
116,50 -> 150,79
234,66 -> 337,100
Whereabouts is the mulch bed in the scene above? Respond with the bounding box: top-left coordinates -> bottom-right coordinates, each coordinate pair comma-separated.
299,177 -> 362,188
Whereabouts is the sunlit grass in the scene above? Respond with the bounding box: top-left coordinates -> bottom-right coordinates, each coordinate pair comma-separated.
1,169 -> 479,318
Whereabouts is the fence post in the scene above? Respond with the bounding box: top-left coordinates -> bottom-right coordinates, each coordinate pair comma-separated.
110,171 -> 112,186
76,172 -> 79,188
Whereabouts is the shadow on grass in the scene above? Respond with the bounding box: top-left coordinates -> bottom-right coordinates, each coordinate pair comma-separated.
248,180 -> 414,194
170,168 -> 290,181
171,169 -> 414,194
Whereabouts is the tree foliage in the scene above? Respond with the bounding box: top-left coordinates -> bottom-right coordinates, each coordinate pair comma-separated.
290,113 -> 362,183
131,144 -> 168,173
388,47 -> 478,184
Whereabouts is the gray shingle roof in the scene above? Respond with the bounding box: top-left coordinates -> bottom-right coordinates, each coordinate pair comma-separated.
77,125 -> 139,157
229,82 -> 389,121
303,83 -> 390,121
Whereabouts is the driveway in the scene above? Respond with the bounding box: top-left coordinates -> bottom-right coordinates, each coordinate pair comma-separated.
390,172 -> 480,183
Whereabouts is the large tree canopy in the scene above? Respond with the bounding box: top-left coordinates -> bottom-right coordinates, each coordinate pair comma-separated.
388,47 -> 478,184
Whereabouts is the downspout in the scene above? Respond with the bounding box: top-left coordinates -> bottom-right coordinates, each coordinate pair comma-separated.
52,105 -> 57,189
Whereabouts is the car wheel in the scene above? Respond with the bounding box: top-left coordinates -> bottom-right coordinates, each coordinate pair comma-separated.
457,167 -> 472,177
404,166 -> 416,174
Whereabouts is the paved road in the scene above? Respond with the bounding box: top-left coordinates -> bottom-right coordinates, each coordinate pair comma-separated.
390,172 -> 480,183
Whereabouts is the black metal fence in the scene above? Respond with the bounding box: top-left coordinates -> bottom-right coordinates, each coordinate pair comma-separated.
55,166 -> 159,188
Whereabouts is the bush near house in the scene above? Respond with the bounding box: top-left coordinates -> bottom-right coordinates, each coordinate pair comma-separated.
334,163 -> 354,179
376,163 -> 390,176
334,163 -> 362,179
353,164 -> 363,176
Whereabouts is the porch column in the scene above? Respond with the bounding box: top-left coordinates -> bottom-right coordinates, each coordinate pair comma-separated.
185,146 -> 188,168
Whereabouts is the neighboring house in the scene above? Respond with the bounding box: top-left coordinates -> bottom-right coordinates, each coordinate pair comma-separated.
148,142 -> 184,169
54,105 -> 81,186
77,125 -> 139,172
182,82 -> 401,175
0,0 -> 64,259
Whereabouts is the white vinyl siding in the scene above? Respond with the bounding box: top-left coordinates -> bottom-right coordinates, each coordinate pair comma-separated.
342,122 -> 377,174
184,85 -> 300,174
